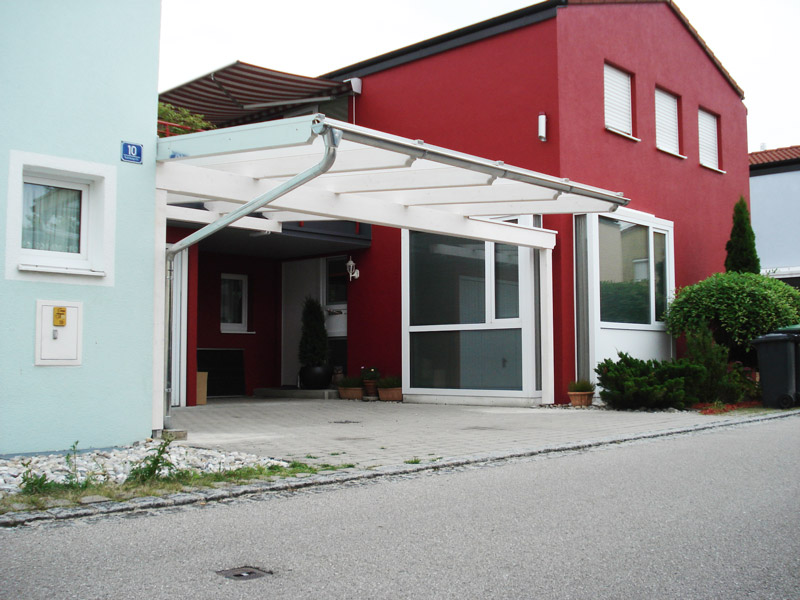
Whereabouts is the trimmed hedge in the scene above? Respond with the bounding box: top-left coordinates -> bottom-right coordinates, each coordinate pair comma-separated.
665,272 -> 800,354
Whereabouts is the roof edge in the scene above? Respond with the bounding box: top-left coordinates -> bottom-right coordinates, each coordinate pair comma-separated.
322,0 -> 744,100
322,0 -> 563,80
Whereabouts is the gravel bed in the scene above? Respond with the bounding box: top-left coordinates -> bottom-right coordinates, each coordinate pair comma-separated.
0,441 -> 288,497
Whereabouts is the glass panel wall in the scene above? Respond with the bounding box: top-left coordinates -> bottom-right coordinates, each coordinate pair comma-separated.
410,232 -> 485,325
410,329 -> 522,390
598,217 -> 650,324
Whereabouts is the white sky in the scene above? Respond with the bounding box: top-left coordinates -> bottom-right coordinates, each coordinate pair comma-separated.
159,0 -> 800,152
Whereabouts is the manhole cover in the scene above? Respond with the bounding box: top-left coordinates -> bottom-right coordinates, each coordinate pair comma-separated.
331,420 -> 361,424
216,566 -> 272,580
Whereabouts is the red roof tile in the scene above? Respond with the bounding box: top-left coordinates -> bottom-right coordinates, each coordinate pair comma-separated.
749,145 -> 800,165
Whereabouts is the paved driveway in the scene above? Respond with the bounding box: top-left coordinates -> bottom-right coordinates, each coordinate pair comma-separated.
170,398 -> 760,468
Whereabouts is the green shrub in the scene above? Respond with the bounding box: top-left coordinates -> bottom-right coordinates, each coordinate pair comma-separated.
298,297 -> 329,367
338,376 -> 362,388
665,272 -> 800,359
684,329 -> 760,404
725,197 -> 760,274
377,376 -> 402,388
594,352 -> 703,410
568,379 -> 595,393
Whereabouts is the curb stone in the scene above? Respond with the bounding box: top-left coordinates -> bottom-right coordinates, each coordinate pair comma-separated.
1,410 -> 796,528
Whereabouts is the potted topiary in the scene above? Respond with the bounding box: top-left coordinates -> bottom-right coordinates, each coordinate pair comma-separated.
298,296 -> 332,389
337,376 -> 363,400
567,380 -> 595,407
377,376 -> 402,402
361,366 -> 381,397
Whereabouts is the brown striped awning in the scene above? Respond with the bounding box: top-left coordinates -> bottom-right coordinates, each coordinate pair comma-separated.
159,61 -> 353,128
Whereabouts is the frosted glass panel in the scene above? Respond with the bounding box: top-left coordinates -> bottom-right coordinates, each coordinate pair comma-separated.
410,231 -> 485,325
411,329 -> 522,390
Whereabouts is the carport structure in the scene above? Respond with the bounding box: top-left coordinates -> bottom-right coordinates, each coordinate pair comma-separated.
154,114 -> 627,428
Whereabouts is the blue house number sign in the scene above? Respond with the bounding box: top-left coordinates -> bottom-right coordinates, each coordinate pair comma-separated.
121,142 -> 143,164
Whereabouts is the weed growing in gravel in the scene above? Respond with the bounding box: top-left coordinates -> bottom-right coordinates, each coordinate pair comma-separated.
404,457 -> 421,464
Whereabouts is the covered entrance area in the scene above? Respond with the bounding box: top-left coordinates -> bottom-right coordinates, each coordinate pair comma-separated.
154,114 -> 626,429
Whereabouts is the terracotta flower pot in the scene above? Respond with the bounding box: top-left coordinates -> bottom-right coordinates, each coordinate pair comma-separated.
338,386 -> 363,400
568,391 -> 594,407
378,387 -> 403,402
363,379 -> 378,397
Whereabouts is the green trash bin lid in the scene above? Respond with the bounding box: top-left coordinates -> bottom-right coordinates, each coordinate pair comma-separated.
776,324 -> 800,333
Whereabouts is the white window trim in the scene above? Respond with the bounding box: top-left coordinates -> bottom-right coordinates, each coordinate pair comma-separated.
220,273 -> 251,334
588,208 -> 675,333
604,64 -> 635,138
402,221 -> 539,399
5,151 -> 116,285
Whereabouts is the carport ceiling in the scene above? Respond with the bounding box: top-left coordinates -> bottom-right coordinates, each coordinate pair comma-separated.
156,115 -> 628,250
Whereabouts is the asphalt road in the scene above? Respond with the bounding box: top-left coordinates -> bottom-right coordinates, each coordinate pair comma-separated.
1,418 -> 798,599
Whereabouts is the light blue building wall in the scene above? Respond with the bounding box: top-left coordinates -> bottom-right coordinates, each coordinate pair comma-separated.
0,1 -> 161,454
751,168 -> 800,272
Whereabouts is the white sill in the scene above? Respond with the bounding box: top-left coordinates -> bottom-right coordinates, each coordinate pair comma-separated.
700,163 -> 726,174
18,264 -> 105,277
605,127 -> 641,142
600,321 -> 667,332
220,329 -> 256,335
657,147 -> 687,160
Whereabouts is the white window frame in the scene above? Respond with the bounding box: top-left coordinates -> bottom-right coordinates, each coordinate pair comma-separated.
698,108 -> 724,172
604,63 -> 639,141
220,273 -> 249,334
401,218 -> 539,399
655,88 -> 685,158
589,208 -> 675,332
5,151 -> 116,285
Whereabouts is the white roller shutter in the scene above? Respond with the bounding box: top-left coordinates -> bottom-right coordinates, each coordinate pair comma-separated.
604,64 -> 632,135
655,89 -> 680,154
698,109 -> 719,169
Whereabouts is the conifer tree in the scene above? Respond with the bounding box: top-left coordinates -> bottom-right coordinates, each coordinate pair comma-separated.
724,196 -> 760,274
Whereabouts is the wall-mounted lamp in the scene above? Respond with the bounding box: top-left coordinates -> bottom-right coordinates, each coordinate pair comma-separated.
538,113 -> 547,142
346,256 -> 360,281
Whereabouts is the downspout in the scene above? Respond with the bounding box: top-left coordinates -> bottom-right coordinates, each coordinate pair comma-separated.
161,121 -> 340,429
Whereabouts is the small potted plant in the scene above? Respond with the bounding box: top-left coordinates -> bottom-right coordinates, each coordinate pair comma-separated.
361,366 -> 381,397
337,376 -> 364,400
298,297 -> 332,389
377,376 -> 402,402
567,380 -> 595,407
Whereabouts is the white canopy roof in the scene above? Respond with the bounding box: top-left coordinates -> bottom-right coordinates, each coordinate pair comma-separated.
156,115 -> 628,250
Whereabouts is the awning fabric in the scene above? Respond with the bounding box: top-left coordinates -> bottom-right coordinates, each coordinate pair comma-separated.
159,61 -> 353,127
156,115 -> 628,250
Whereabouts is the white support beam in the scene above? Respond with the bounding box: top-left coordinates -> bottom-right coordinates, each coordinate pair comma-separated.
165,205 -> 282,232
315,166 -> 495,193
157,162 -> 272,203
540,248 -> 555,404
269,191 -> 557,249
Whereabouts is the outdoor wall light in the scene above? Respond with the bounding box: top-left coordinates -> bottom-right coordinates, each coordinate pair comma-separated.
538,113 -> 547,142
347,256 -> 360,280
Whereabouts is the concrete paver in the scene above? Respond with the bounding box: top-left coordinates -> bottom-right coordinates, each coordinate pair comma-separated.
170,397 -> 786,468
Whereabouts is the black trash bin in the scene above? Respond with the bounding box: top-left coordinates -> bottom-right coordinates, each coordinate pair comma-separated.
776,324 -> 800,402
751,333 -> 798,409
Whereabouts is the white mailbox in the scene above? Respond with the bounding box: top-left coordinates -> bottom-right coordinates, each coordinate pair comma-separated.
36,300 -> 82,366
